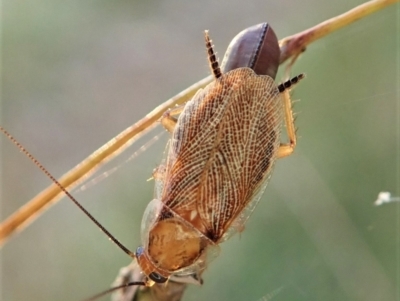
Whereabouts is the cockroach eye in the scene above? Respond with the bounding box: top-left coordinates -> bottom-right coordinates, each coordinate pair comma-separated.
135,246 -> 144,257
148,272 -> 168,283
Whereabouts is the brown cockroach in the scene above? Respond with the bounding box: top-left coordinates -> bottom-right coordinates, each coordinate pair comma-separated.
1,23 -> 304,297
135,29 -> 304,284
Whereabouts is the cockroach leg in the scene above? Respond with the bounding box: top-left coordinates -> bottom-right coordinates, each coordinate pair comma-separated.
205,30 -> 222,79
160,105 -> 185,133
277,89 -> 296,158
277,74 -> 305,159
152,164 -> 166,181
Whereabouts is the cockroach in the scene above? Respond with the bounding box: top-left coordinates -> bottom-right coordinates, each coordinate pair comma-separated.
0,23 -> 304,298
135,30 -> 304,285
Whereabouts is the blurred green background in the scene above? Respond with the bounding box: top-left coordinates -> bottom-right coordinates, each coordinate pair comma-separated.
1,1 -> 399,301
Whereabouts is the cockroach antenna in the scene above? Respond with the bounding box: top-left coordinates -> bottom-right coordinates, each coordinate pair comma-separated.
82,281 -> 146,301
0,126 -> 136,259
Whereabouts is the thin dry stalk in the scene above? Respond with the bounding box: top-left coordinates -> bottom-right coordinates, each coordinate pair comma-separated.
279,0 -> 399,63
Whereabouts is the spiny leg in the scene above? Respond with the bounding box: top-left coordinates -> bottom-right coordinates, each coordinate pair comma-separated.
160,105 -> 185,133
277,74 -> 305,158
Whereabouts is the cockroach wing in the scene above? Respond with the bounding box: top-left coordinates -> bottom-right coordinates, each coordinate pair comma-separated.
161,67 -> 283,242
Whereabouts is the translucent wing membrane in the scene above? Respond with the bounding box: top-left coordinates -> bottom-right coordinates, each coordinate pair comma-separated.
160,68 -> 283,242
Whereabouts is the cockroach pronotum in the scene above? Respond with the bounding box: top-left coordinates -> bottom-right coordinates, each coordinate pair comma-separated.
0,23 -> 304,298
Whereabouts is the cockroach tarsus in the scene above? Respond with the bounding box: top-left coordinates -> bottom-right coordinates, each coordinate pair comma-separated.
0,28 -> 304,299
204,30 -> 222,79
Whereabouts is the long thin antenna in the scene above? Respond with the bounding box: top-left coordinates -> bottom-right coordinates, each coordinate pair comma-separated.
0,126 -> 136,259
82,281 -> 146,301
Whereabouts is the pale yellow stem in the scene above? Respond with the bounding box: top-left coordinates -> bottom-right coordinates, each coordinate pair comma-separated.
279,0 -> 399,63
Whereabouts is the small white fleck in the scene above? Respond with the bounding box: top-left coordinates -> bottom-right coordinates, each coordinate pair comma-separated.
374,191 -> 400,206
190,211 -> 197,220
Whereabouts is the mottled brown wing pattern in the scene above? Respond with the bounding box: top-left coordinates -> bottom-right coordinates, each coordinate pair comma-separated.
161,67 -> 283,241
198,69 -> 282,240
161,73 -> 238,209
